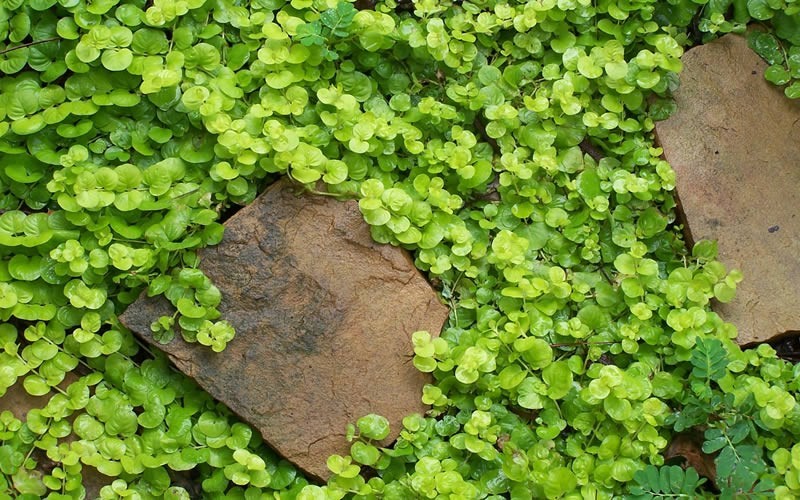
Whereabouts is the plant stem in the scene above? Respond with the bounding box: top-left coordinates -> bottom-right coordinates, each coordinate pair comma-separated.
0,38 -> 60,56
549,341 -> 615,348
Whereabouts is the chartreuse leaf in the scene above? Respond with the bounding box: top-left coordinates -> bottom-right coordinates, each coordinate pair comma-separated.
356,414 -> 390,440
101,49 -> 134,71
350,441 -> 380,466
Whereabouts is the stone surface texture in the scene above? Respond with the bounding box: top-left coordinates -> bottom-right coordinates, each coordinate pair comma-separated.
655,34 -> 800,345
120,180 -> 449,480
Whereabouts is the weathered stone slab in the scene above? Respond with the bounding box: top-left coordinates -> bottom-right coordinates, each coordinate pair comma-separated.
655,34 -> 800,345
120,180 -> 449,480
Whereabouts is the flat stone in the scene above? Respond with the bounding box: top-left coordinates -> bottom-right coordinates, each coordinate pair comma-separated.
655,34 -> 800,345
120,180 -> 448,480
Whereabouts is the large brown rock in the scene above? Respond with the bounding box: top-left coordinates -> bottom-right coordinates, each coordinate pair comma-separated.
655,34 -> 800,345
120,180 -> 449,480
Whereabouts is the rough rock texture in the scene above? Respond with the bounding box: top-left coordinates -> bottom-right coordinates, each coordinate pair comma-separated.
655,34 -> 800,346
120,180 -> 449,480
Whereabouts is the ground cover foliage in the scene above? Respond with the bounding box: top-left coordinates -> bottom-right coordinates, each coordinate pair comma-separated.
0,0 -> 800,497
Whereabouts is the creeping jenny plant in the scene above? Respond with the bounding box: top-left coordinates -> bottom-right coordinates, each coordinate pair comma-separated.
0,0 -> 800,498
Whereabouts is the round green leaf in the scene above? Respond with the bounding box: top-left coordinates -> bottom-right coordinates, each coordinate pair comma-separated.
350,441 -> 380,466
357,414 -> 390,440
23,374 -> 50,396
101,48 -> 133,71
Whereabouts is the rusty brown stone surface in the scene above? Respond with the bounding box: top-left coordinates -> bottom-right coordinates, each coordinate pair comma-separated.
120,179 -> 449,480
655,34 -> 800,345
